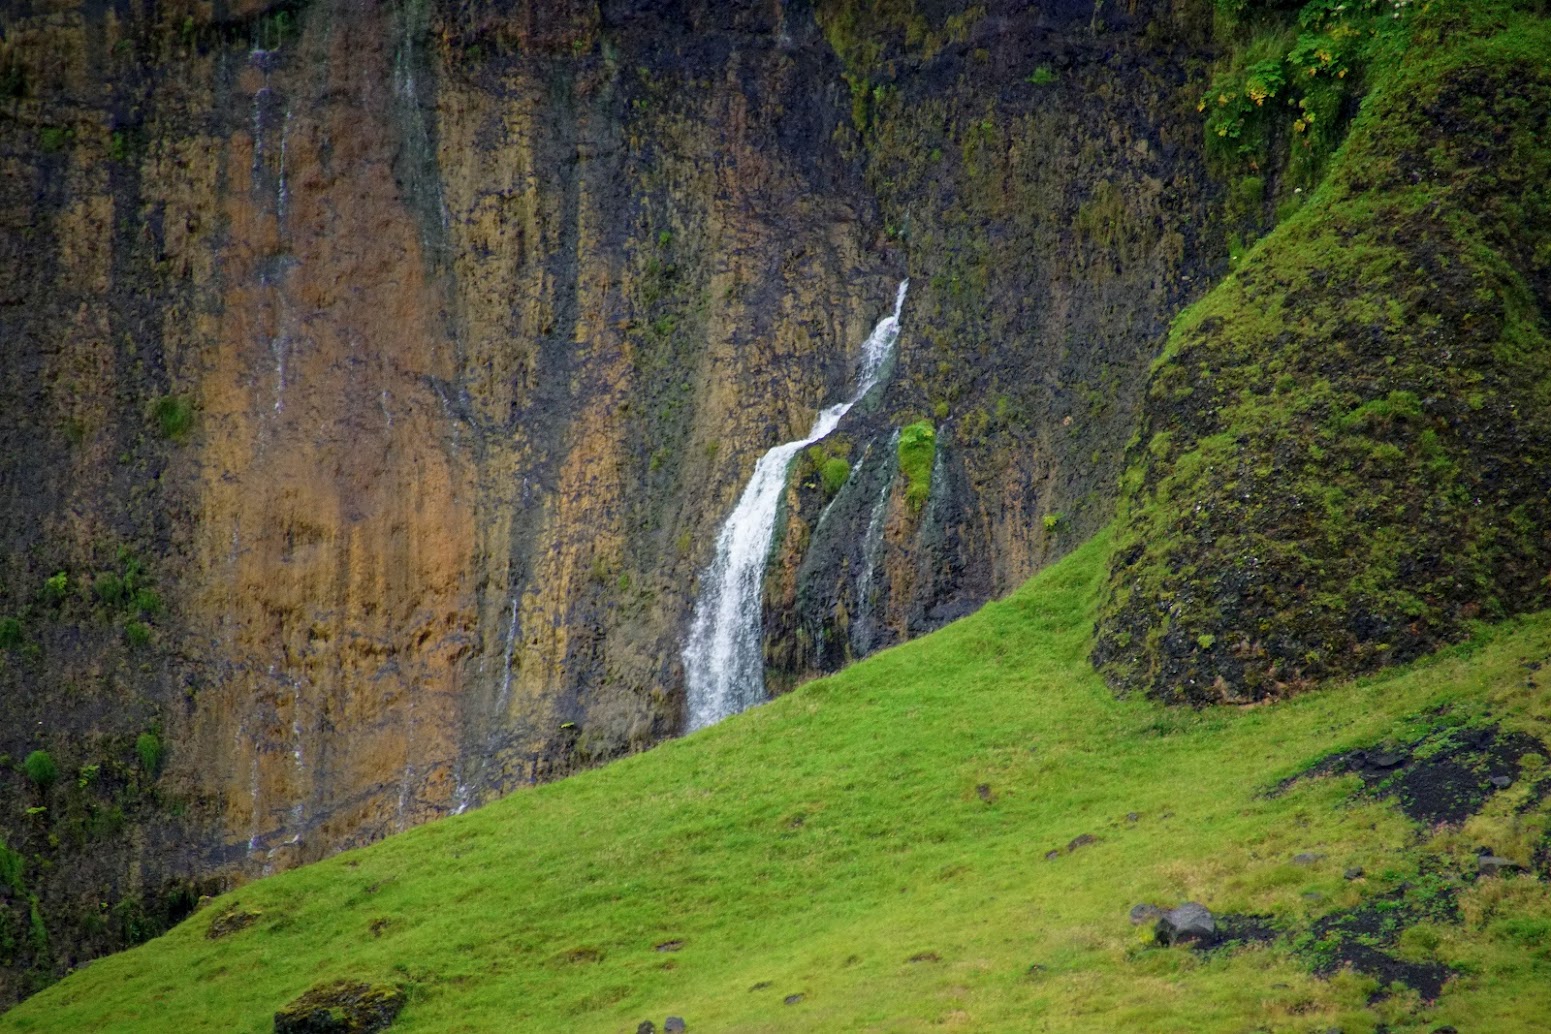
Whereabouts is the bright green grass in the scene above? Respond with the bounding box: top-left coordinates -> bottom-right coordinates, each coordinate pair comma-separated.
6,531 -> 1551,1032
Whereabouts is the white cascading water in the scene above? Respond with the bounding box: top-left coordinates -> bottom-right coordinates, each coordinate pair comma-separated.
850,429 -> 899,659
683,280 -> 908,731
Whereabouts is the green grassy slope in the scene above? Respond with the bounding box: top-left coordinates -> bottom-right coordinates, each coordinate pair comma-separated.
5,532 -> 1550,1032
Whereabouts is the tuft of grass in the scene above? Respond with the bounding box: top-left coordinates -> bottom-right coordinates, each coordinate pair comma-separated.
8,532 -> 1551,1032
134,733 -> 163,779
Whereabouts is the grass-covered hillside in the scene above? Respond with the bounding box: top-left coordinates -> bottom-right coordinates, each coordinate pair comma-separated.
4,532 -> 1549,1032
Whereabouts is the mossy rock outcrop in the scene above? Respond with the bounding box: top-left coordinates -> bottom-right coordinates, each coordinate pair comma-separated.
1095,11 -> 1551,703
273,980 -> 405,1034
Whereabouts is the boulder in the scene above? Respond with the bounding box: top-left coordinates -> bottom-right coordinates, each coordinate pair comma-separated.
1128,904 -> 1163,926
274,980 -> 405,1034
1477,855 -> 1526,877
664,1018 -> 687,1033
1155,902 -> 1216,947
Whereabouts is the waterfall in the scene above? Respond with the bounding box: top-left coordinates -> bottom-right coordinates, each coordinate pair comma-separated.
850,429 -> 899,659
683,281 -> 908,731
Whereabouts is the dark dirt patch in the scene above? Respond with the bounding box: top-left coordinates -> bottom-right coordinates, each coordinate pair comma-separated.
1270,723 -> 1546,825
1301,881 -> 1459,1003
1200,913 -> 1279,953
206,903 -> 261,940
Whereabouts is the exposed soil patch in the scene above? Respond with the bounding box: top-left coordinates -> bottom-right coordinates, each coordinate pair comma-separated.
1271,723 -> 1546,825
1202,913 -> 1279,953
1301,882 -> 1459,1002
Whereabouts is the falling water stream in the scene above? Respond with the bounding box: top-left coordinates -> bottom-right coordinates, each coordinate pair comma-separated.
683,281 -> 908,731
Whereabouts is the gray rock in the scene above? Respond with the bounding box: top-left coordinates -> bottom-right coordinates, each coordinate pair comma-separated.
1129,903 -> 1163,926
1126,812 -> 1140,822
783,994 -> 804,1006
1490,774 -> 1512,789
637,1024 -> 656,1034
1478,855 -> 1526,877
1373,752 -> 1404,768
664,1018 -> 687,1033
1067,833 -> 1098,852
1292,852 -> 1324,866
1155,902 -> 1216,946
1344,867 -> 1365,880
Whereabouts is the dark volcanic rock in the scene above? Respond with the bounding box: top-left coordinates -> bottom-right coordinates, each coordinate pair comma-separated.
1155,902 -> 1216,946
1129,903 -> 1163,926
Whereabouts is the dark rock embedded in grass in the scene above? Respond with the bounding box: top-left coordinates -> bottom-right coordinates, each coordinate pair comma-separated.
206,903 -> 261,939
654,940 -> 684,952
637,1023 -> 656,1034
273,980 -> 405,1034
783,994 -> 804,1006
1476,854 -> 1526,878
1155,902 -> 1216,946
664,1018 -> 687,1033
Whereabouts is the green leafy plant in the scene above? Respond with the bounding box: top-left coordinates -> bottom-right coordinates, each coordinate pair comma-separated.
124,621 -> 151,649
0,617 -> 22,649
1026,65 -> 1057,85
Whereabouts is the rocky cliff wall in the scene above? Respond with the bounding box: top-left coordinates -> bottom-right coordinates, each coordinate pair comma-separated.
0,0 -> 1219,1001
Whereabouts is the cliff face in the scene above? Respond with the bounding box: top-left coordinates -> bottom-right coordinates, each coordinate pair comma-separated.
0,0 -> 1217,1000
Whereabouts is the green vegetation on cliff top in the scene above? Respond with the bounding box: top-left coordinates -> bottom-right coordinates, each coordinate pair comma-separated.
5,532 -> 1550,1032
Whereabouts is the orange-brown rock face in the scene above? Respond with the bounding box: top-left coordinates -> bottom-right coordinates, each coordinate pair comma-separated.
0,0 -> 1217,1004
182,6 -> 475,868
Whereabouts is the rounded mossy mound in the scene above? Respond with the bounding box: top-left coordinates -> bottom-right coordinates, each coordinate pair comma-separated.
1095,18 -> 1551,704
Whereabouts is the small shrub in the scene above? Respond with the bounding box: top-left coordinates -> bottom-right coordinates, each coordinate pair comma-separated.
152,395 -> 194,440
132,588 -> 163,616
820,457 -> 851,495
39,126 -> 70,152
0,837 -> 23,892
94,573 -> 127,608
125,621 -> 152,648
1043,513 -> 1063,534
40,571 -> 68,606
23,750 -> 58,791
136,732 -> 164,778
0,617 -> 21,649
1027,65 -> 1056,85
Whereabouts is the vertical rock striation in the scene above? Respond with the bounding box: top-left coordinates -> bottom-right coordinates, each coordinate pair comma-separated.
0,0 -> 1219,1001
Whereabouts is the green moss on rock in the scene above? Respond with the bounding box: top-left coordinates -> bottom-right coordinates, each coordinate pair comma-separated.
1095,7 -> 1551,704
